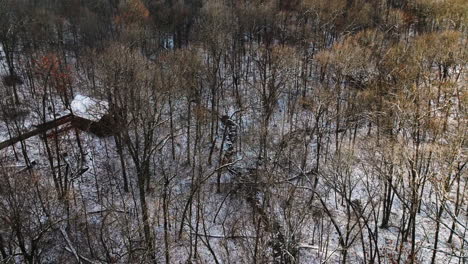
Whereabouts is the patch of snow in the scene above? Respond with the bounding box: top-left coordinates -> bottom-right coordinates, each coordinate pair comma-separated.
0,44 -> 8,76
71,94 -> 109,122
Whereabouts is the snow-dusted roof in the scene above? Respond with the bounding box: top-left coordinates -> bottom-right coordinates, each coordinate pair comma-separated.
71,95 -> 109,122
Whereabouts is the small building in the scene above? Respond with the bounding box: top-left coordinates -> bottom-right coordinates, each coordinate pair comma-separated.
70,95 -> 117,137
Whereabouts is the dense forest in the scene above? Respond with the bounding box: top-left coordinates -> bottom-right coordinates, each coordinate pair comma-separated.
0,0 -> 466,263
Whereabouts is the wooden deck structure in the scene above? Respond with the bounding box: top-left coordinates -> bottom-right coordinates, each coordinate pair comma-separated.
0,113 -> 118,151
0,95 -> 120,151
0,114 -> 74,151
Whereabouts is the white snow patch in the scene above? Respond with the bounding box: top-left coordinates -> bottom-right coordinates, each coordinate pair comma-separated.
71,94 -> 109,122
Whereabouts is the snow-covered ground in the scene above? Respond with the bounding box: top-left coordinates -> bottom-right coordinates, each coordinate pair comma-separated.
0,40 -> 466,264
